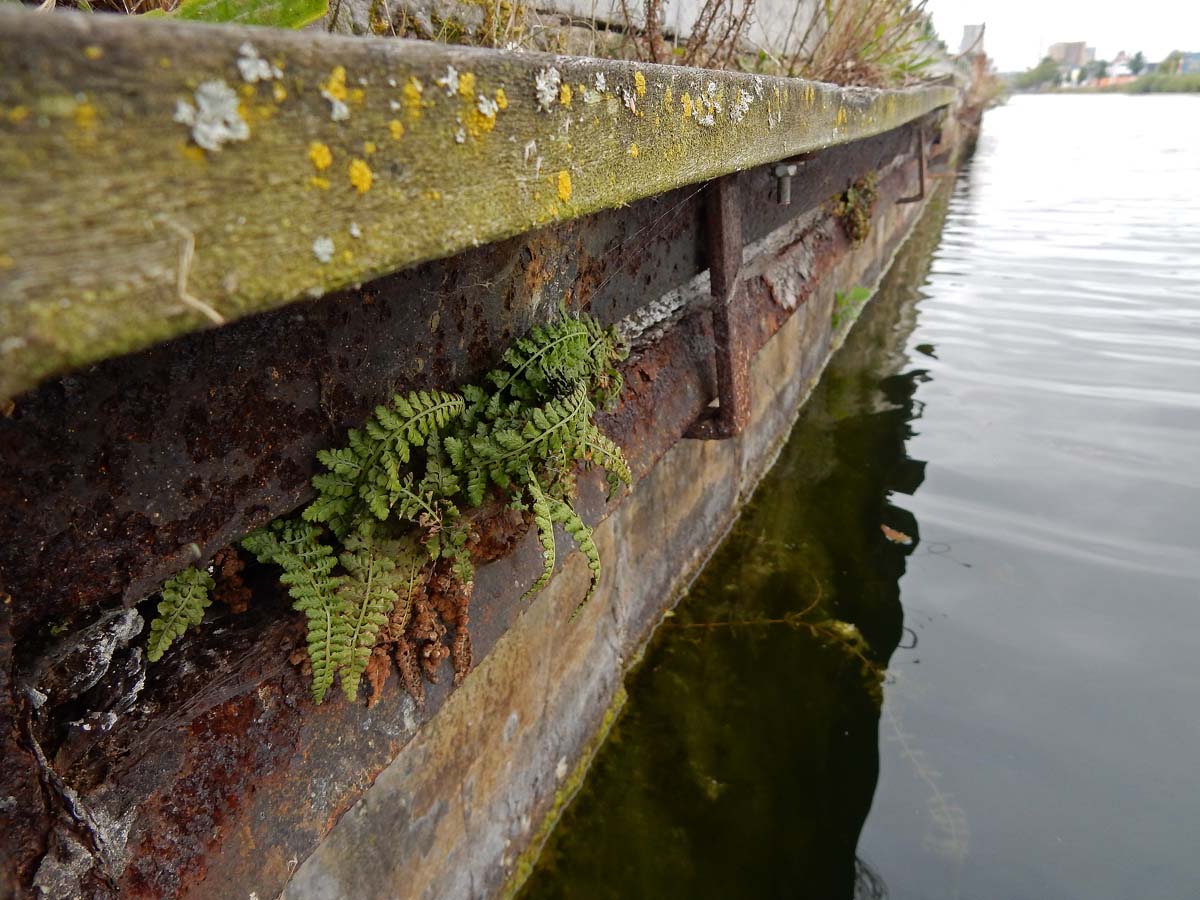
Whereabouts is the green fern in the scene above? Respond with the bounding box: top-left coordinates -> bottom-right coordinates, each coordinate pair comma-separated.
243,521 -> 347,703
524,475 -> 557,599
222,310 -> 630,703
335,532 -> 419,701
550,498 -> 602,618
146,567 -> 215,662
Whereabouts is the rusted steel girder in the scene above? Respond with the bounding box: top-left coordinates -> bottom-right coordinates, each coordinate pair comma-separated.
0,113 -> 949,898
686,176 -> 752,440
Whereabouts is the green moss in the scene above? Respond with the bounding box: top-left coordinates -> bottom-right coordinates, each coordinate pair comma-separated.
500,684 -> 629,899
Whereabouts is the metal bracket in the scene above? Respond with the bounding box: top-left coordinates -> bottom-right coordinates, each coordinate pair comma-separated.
897,124 -> 926,204
686,175 -> 751,440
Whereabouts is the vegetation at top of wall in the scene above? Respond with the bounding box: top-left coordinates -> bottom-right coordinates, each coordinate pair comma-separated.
830,173 -> 879,246
146,310 -> 630,705
25,0 -> 327,28
31,0 -> 947,89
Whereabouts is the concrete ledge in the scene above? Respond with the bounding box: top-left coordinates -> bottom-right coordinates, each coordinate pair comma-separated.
0,5 -> 953,400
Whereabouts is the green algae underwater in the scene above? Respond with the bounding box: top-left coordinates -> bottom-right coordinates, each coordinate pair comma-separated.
517,174 -> 955,900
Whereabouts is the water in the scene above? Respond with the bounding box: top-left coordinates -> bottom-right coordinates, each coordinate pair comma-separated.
521,94 -> 1200,900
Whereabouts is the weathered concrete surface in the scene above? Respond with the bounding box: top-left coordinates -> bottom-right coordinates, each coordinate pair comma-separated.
284,163 -> 953,900
0,4 -> 952,400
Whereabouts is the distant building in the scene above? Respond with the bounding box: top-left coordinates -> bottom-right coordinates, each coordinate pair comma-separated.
1110,50 -> 1131,77
1048,41 -> 1090,68
960,24 -> 985,56
1182,52 -> 1200,74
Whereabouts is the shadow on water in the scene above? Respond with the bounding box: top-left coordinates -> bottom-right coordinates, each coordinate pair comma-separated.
520,184 -> 957,900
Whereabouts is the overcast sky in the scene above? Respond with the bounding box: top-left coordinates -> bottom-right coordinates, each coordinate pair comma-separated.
922,0 -> 1200,71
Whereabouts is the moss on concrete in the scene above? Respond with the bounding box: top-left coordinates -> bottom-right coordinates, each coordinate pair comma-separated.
0,6 -> 954,401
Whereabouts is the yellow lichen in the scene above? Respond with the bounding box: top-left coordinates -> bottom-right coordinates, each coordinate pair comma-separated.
342,249 -> 354,263
389,119 -> 405,141
74,102 -> 98,130
323,66 -> 348,102
349,87 -> 366,105
84,45 -> 103,60
664,86 -> 673,108
158,57 -> 172,69
628,143 -> 639,158
240,84 -> 256,99
404,78 -> 424,119
458,72 -> 476,98
836,106 -> 848,126
181,143 -> 207,163
309,176 -> 331,190
465,108 -> 497,139
349,158 -> 373,193
7,106 -> 30,125
363,140 -> 377,155
681,93 -> 692,120
634,71 -> 646,97
424,189 -> 442,201
495,88 -> 508,110
309,142 -> 333,171
273,82 -> 288,103
556,170 -> 572,202
559,83 -> 573,106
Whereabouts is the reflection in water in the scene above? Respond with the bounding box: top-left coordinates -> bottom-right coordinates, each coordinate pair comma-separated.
520,178 -> 953,900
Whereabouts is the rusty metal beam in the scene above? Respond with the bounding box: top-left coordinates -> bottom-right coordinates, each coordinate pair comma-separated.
686,176 -> 751,439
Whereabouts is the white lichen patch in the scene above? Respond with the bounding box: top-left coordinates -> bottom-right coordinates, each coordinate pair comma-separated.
312,236 -> 335,263
236,42 -> 282,83
754,75 -> 765,98
349,222 -> 362,239
437,66 -> 460,96
455,125 -> 466,144
477,94 -> 499,117
322,92 -> 350,122
535,67 -> 561,112
621,87 -> 637,114
389,99 -> 403,111
174,80 -> 249,151
729,89 -> 752,123
582,88 -> 602,105
594,72 -> 607,93
693,81 -> 721,127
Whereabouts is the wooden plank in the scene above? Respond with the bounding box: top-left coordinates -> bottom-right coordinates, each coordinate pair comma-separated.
0,7 -> 955,401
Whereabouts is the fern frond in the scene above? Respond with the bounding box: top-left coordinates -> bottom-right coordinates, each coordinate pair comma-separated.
524,476 -> 556,599
243,521 -> 346,703
146,566 -> 215,662
581,428 -> 632,498
550,498 -> 602,619
334,530 -> 409,701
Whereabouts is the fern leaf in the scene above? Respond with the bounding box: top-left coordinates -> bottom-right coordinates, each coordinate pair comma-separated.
244,521 -> 346,703
334,530 -> 408,701
524,476 -> 556,599
582,429 -> 632,498
550,498 -> 602,619
146,566 -> 215,662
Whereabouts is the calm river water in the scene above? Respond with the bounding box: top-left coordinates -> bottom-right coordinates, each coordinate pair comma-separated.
522,94 -> 1200,900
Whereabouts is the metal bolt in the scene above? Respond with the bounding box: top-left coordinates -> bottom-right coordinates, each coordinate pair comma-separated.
773,163 -> 798,205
